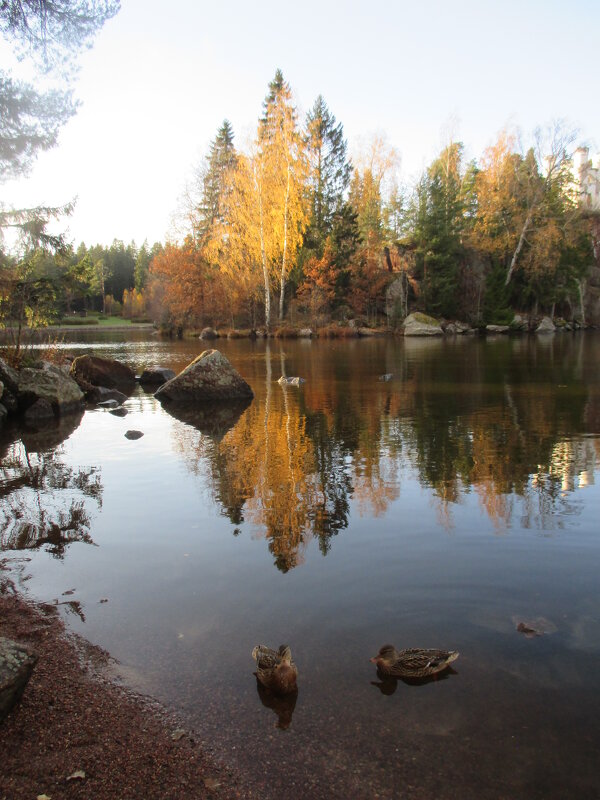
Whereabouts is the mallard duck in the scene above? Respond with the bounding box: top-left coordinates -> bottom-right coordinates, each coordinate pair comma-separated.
370,644 -> 459,679
252,644 -> 298,695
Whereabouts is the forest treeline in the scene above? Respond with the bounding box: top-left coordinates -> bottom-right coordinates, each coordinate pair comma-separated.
2,68 -> 600,337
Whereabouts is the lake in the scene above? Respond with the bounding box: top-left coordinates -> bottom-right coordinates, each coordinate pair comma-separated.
2,330 -> 600,799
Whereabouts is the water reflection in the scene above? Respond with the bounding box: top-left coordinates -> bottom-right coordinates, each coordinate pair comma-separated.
371,665 -> 459,694
167,337 -> 600,567
255,680 -> 298,729
0,415 -> 102,557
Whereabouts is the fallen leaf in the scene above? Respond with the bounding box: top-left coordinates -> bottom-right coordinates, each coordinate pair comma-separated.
204,777 -> 221,791
37,795 -> 52,799
171,728 -> 186,741
66,770 -> 86,781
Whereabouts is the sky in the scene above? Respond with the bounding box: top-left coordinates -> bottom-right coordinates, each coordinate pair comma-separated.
2,0 -> 600,249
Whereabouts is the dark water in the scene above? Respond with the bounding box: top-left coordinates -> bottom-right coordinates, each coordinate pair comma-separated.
2,331 -> 600,799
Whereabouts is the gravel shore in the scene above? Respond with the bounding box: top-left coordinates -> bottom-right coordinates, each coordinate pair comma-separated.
0,567 -> 251,800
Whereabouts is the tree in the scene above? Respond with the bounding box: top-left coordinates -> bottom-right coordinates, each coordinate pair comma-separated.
408,142 -> 466,317
0,1 -> 120,247
257,70 -> 308,322
304,96 -> 352,255
193,120 -> 237,242
469,125 -> 579,289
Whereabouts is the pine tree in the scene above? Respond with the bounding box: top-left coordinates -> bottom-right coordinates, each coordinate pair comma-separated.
195,120 -> 237,242
304,96 -> 352,255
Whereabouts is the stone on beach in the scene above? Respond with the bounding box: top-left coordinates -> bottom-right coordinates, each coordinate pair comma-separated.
154,350 -> 253,403
0,637 -> 38,723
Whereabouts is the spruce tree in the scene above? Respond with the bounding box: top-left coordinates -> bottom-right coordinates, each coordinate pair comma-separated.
304,96 -> 352,255
195,120 -> 236,241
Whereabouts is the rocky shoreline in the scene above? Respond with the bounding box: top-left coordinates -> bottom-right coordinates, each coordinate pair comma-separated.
0,562 -> 252,800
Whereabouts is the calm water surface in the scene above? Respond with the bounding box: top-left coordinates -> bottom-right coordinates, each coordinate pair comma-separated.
2,332 -> 600,799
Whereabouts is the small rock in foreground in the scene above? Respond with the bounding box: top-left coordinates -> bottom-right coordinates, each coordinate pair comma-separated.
124,430 -> 144,440
0,637 -> 38,722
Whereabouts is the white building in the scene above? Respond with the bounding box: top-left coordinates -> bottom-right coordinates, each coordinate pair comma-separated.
572,146 -> 600,210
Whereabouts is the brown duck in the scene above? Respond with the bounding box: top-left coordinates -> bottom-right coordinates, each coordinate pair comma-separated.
370,644 -> 459,679
252,644 -> 298,695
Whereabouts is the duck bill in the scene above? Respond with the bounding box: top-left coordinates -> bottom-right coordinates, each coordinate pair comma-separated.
369,656 -> 378,663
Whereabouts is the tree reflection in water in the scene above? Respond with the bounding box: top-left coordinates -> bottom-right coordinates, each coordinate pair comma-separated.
0,414 -> 102,558
170,336 -> 600,569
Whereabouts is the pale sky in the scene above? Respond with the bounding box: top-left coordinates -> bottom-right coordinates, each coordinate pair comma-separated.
2,0 -> 599,248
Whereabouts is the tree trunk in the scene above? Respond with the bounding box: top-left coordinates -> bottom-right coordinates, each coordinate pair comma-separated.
257,176 -> 271,330
279,161 -> 291,321
578,278 -> 586,325
505,210 -> 533,287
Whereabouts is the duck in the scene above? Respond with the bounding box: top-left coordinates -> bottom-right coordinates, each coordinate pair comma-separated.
252,644 -> 298,695
370,644 -> 459,679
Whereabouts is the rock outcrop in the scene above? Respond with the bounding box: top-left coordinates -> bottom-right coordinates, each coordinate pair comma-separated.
154,350 -> 253,403
70,355 -> 136,389
0,637 -> 38,722
403,313 -> 443,336
199,327 -> 219,340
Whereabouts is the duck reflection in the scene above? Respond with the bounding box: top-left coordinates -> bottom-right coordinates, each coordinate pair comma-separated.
371,665 -> 459,694
255,679 -> 298,729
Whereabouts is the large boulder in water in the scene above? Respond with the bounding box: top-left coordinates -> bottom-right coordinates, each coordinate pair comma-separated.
70,355 -> 136,389
155,349 -> 253,403
17,362 -> 84,416
403,313 -> 443,336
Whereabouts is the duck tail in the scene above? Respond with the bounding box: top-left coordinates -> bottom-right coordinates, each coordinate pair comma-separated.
446,651 -> 459,664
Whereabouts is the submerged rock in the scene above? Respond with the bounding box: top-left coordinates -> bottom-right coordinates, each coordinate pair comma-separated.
155,350 -> 253,403
124,430 -> 144,440
486,324 -> 510,334
87,386 -> 128,405
0,637 -> 38,722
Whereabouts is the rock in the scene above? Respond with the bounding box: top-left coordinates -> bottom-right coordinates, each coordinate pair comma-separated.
138,366 -> 176,385
87,385 -> 128,405
0,357 -> 19,395
378,373 -> 393,381
17,362 -> 84,416
97,399 -> 119,409
511,313 -> 528,331
277,376 -> 305,386
0,637 -> 38,722
0,389 -> 18,413
513,616 -> 557,638
155,350 -> 254,403
199,327 -> 219,340
0,403 -> 7,425
124,430 -> 144,440
536,316 -> 556,334
357,327 -> 385,337
0,379 -> 3,400
109,407 -> 128,417
486,324 -> 510,334
23,398 -> 55,423
297,328 -> 313,338
70,355 -> 136,389
403,313 -> 443,336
